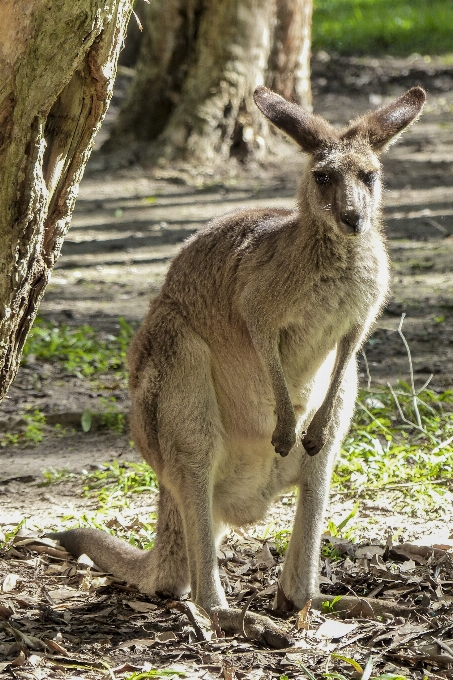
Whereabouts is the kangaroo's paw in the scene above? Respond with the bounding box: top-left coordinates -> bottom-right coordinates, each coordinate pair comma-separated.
302,417 -> 328,456
271,420 -> 296,457
215,608 -> 292,648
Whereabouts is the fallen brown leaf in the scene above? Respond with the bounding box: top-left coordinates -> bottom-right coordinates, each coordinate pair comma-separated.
44,638 -> 70,656
125,599 -> 158,613
11,650 -> 26,667
0,603 -> 13,619
257,543 -> 275,569
297,599 -> 312,630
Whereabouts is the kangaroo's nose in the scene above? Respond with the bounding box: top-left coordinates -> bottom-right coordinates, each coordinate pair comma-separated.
341,209 -> 364,235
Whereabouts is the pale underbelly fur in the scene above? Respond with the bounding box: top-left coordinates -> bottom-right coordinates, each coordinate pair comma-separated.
211,347 -> 348,528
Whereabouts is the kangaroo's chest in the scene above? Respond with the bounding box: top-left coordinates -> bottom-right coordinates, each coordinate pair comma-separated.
280,255 -> 387,388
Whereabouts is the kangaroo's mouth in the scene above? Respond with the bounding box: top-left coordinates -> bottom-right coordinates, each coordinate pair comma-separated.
338,217 -> 369,236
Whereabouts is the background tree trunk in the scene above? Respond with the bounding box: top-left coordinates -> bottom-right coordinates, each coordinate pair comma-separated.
0,0 -> 133,401
106,0 -> 313,162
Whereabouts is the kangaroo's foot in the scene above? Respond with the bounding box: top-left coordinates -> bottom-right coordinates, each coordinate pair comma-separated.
215,608 -> 291,648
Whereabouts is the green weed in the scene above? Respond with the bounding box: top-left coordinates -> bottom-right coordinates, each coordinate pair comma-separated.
22,316 -> 134,379
0,410 -> 46,447
312,0 -> 453,56
327,653 -> 411,680
326,502 -> 359,538
41,467 -> 73,485
321,543 -> 343,561
274,528 -> 292,556
322,595 -> 343,613
60,508 -> 157,550
0,520 -> 26,550
100,396 -> 126,433
334,384 -> 453,515
82,460 -> 158,501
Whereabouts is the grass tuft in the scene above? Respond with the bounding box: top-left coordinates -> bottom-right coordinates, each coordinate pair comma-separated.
0,410 -> 46,447
22,317 -> 134,379
312,0 -> 453,56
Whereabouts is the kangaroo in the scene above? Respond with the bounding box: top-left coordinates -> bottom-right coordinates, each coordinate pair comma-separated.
51,86 -> 425,646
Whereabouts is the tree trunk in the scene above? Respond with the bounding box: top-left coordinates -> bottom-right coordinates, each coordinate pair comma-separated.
106,0 -> 313,162
0,0 -> 133,401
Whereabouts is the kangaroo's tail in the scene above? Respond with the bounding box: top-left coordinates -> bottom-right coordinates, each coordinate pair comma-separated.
48,528 -> 152,591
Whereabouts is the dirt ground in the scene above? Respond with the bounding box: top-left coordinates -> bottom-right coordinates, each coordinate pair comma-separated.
1,54 -> 453,678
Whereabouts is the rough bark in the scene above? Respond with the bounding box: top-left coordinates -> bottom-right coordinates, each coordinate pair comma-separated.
0,0 -> 133,401
106,0 -> 313,162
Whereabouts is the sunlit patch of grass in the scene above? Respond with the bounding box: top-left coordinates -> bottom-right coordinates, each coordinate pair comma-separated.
60,509 -> 157,551
335,385 -> 453,516
81,460 -> 158,506
331,315 -> 453,518
312,0 -> 453,56
22,316 -> 135,379
40,460 -> 159,548
41,467 -> 74,485
274,529 -> 292,556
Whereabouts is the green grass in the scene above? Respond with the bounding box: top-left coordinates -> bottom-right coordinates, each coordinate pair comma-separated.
0,409 -> 46,447
53,461 -> 159,549
312,0 -> 453,56
82,459 -> 158,505
334,383 -> 453,515
22,317 -> 135,379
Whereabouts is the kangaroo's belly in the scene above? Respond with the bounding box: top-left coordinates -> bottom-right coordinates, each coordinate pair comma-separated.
212,433 -> 302,526
211,337 -> 337,440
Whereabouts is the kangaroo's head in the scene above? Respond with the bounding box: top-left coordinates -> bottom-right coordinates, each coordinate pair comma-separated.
254,86 -> 426,237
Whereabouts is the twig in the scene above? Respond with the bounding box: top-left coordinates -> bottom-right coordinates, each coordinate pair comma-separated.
356,400 -> 393,436
397,314 -> 422,428
424,216 -> 451,237
361,350 -> 372,390
387,382 -> 439,444
132,10 -> 143,31
240,588 -> 257,640
433,637 -> 453,659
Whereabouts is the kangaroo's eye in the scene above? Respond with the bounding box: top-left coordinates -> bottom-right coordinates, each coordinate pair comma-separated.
363,172 -> 377,188
314,172 -> 330,186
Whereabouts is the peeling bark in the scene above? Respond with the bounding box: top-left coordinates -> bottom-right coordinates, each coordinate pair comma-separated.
0,0 -> 133,400
106,0 -> 313,162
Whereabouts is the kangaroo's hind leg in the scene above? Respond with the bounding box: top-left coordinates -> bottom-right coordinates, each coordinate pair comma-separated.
142,484 -> 190,597
156,328 -> 229,612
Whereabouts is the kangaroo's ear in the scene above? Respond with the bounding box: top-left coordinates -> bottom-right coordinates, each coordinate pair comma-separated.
342,87 -> 426,152
253,86 -> 338,154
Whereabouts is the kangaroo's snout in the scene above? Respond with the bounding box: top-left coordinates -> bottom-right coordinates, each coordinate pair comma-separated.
340,209 -> 365,235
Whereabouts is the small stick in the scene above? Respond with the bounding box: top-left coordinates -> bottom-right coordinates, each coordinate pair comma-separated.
240,588 -> 257,640
433,638 -> 453,659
